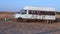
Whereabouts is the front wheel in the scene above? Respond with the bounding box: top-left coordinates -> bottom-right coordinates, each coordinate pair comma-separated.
17,18 -> 23,22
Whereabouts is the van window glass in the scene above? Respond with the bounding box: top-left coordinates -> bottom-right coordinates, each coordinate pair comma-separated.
29,10 -> 55,15
29,10 -> 37,14
21,10 -> 26,14
40,11 -> 55,15
47,12 -> 55,15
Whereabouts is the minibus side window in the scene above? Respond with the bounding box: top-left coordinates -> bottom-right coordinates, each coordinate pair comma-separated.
40,11 -> 46,15
29,10 -> 37,14
40,11 -> 55,15
47,12 -> 55,15
29,10 -> 32,14
29,10 -> 34,14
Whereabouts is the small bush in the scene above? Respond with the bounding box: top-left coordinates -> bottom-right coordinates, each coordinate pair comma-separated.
56,12 -> 60,14
4,17 -> 11,21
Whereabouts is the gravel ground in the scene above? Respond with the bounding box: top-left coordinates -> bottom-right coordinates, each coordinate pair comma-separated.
0,21 -> 60,34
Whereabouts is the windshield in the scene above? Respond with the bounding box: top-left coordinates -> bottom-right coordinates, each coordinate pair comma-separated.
20,10 -> 27,14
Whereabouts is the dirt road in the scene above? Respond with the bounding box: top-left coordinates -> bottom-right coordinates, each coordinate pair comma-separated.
0,21 -> 60,34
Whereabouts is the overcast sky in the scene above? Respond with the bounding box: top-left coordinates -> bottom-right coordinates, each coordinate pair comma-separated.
0,0 -> 60,12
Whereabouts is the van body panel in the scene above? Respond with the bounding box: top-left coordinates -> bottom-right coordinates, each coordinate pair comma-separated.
13,6 -> 56,21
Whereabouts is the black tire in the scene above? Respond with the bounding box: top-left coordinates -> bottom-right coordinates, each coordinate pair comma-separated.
17,18 -> 23,22
48,20 -> 55,24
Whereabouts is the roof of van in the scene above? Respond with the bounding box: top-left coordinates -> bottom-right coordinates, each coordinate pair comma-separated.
23,6 -> 56,11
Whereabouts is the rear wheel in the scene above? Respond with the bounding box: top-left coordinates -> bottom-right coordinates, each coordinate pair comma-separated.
47,20 -> 55,24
